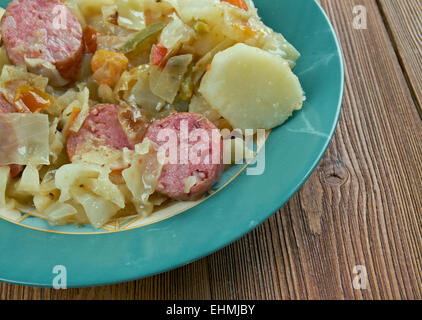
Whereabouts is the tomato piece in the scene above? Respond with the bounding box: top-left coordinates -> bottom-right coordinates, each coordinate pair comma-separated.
91,50 -> 129,87
152,44 -> 168,66
14,85 -> 53,113
83,26 -> 100,54
221,0 -> 248,11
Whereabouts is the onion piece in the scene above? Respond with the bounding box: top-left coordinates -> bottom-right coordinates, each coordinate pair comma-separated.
16,165 -> 40,194
64,0 -> 87,27
116,0 -> 146,31
159,13 -> 195,52
149,54 -> 193,103
44,202 -> 78,226
71,186 -> 121,228
192,39 -> 235,84
122,65 -> 166,112
62,87 -> 90,135
0,167 -> 10,206
122,139 -> 163,217
24,58 -> 69,87
0,113 -> 50,166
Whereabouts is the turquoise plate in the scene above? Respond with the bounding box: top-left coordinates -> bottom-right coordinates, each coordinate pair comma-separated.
0,0 -> 344,287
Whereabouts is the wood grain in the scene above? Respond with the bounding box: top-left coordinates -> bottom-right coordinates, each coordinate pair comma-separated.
1,0 -> 421,300
377,0 -> 422,117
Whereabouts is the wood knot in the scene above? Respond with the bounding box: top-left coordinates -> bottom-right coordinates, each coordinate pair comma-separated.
318,160 -> 349,186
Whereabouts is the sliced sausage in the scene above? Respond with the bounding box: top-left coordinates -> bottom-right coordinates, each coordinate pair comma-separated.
66,104 -> 148,163
145,112 -> 224,201
1,0 -> 83,81
0,93 -> 24,178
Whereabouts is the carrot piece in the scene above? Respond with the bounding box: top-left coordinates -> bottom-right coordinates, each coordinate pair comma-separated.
91,50 -> 129,87
14,85 -> 53,113
152,44 -> 168,66
221,0 -> 248,11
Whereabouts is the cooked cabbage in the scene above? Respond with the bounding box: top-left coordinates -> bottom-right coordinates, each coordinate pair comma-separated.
0,47 -> 10,73
192,39 -> 235,84
33,173 -> 60,214
119,65 -> 166,112
16,165 -> 40,194
48,88 -> 80,116
71,186 -> 121,228
114,65 -> 147,99
48,118 -> 64,164
52,162 -> 127,227
24,58 -> 69,87
97,83 -> 117,104
0,65 -> 48,90
116,0 -> 147,31
0,167 -> 10,207
55,163 -> 124,208
76,0 -> 116,17
0,113 -> 50,166
164,0 -> 223,23
149,54 -> 193,103
77,54 -> 94,82
0,65 -> 49,104
72,146 -> 131,171
248,16 -> 300,68
0,7 -> 5,22
44,202 -> 78,225
122,139 -> 162,217
188,93 -> 221,124
82,171 -> 126,208
159,13 -> 195,53
60,87 -> 90,134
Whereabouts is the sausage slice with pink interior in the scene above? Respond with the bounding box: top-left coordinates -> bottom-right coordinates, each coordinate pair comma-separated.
1,0 -> 84,81
145,112 -> 224,201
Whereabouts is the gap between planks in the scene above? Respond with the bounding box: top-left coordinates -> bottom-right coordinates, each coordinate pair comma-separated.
375,0 -> 422,120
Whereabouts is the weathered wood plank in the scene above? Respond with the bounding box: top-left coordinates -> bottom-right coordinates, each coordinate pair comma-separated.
205,0 -> 422,300
377,0 -> 422,117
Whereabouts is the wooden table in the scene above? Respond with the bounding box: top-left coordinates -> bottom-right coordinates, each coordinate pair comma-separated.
1,0 -> 421,300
